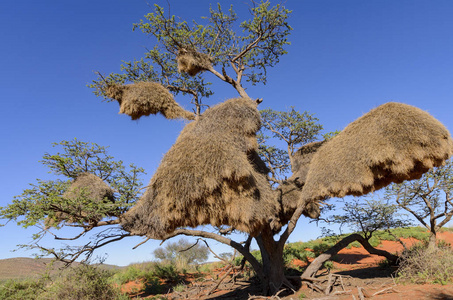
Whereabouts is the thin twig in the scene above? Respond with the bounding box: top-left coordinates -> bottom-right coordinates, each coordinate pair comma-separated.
372,286 -> 400,296
132,237 -> 150,249
206,265 -> 234,296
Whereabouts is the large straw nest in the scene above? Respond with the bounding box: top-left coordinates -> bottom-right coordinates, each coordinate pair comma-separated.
300,102 -> 453,203
177,48 -> 213,76
105,81 -> 195,121
291,141 -> 326,184
277,141 -> 326,222
45,173 -> 115,228
121,97 -> 279,239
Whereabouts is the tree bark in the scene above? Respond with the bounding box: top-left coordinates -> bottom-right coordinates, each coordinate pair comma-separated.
255,226 -> 288,295
302,233 -> 399,278
428,230 -> 437,250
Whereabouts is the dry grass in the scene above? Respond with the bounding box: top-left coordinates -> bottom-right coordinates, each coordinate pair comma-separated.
121,98 -> 279,238
397,243 -> 453,284
105,81 -> 194,120
301,102 -> 453,203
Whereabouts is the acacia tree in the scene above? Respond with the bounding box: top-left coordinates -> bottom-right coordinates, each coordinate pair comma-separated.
1,1 -> 452,296
301,197 -> 411,277
385,158 -> 453,250
0,139 -> 145,263
153,238 -> 209,267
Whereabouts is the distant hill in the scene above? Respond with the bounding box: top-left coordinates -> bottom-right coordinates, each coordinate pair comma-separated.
0,257 -> 121,281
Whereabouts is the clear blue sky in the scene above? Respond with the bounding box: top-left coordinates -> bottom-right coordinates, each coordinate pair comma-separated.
1,0 -> 452,266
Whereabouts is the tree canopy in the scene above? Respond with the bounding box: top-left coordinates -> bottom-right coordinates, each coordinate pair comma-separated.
2,1 -> 452,296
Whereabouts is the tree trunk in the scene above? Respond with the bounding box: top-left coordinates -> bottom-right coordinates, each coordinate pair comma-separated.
428,230 -> 437,250
255,226 -> 288,295
302,233 -> 399,278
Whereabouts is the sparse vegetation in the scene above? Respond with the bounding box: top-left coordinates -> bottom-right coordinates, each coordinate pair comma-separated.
42,264 -> 126,300
0,226 -> 452,299
0,278 -> 46,300
0,264 -> 127,300
397,241 -> 453,284
386,158 -> 453,249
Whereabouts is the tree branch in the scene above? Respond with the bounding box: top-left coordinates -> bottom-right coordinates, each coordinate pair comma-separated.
160,229 -> 264,280
302,233 -> 399,278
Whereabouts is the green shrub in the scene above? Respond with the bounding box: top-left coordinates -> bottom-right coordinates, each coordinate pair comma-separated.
233,249 -> 262,267
111,265 -> 146,285
41,264 -> 127,300
0,279 -> 45,300
283,242 -> 315,268
173,282 -> 186,292
144,276 -> 163,295
323,260 -> 334,270
152,263 -> 180,282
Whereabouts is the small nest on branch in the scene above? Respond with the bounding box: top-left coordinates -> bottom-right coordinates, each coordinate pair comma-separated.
45,173 -> 115,228
121,98 -> 280,239
105,81 -> 195,120
300,102 -> 453,203
177,48 -> 213,76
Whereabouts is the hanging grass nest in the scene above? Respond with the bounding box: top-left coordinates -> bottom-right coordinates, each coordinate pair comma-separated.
105,81 -> 195,121
121,97 -> 279,239
177,48 -> 213,76
45,173 -> 115,228
300,102 -> 453,203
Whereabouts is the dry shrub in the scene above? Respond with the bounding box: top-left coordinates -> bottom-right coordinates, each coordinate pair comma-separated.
105,81 -> 195,121
121,97 -> 279,238
45,173 -> 115,228
177,48 -> 212,76
301,102 -> 453,203
397,242 -> 453,284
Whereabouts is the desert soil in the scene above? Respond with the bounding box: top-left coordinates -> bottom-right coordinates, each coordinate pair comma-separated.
122,232 -> 453,300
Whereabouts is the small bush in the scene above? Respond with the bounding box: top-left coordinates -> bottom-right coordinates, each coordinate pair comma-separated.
0,264 -> 128,300
323,260 -> 334,270
152,263 -> 180,282
233,249 -> 262,267
0,279 -> 45,300
42,264 -> 127,300
283,242 -> 315,272
111,265 -> 146,285
397,242 -> 453,284
143,276 -> 163,295
173,282 -> 186,292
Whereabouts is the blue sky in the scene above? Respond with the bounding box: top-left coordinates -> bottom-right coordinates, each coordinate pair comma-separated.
1,0 -> 452,266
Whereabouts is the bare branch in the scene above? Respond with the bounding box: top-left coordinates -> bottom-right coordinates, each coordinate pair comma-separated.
160,228 -> 264,279
133,237 -> 151,249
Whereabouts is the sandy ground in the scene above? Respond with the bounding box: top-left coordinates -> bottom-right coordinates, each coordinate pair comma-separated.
121,232 -> 453,299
